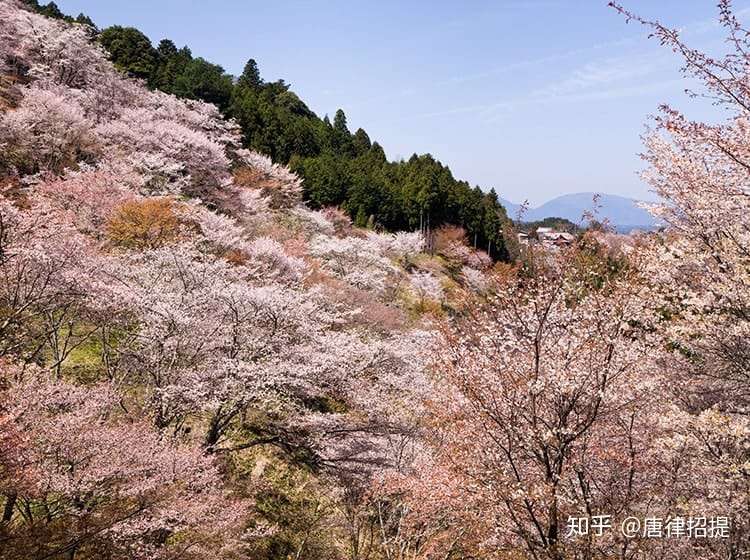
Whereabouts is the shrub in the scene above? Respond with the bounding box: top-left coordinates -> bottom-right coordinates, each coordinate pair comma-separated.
106,198 -> 182,249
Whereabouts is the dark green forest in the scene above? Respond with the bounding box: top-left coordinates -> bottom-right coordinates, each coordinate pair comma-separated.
24,0 -> 510,259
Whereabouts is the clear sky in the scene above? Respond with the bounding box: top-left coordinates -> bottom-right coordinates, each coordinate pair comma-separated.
56,0 -> 750,205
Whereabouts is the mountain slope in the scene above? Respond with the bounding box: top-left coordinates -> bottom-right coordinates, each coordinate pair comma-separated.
499,197 -> 523,218
0,3 -> 501,557
503,192 -> 657,228
20,0 -> 510,259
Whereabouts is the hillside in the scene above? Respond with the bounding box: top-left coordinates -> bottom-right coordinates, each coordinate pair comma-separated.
502,192 -> 658,229
0,2 -> 498,557
20,0 -> 510,260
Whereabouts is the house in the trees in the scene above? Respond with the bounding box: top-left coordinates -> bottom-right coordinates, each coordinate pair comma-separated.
537,228 -> 575,248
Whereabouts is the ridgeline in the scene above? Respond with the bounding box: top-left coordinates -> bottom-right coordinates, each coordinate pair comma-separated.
23,0 -> 510,260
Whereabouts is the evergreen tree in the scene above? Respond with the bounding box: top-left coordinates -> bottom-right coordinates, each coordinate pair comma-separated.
172,57 -> 233,110
330,109 -> 354,157
98,26 -> 158,81
333,109 -> 349,134
75,13 -> 95,27
369,142 -> 387,162
481,188 -> 508,260
352,128 -> 371,156
355,205 -> 368,228
152,40 -> 192,92
38,1 -> 64,19
239,58 -> 263,89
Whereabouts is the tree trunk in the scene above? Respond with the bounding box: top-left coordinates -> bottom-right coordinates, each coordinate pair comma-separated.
2,493 -> 16,523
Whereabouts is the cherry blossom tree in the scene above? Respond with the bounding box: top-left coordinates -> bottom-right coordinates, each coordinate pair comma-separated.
0,361 -> 247,560
408,271 -> 444,307
431,247 -> 664,559
95,106 -> 231,195
310,234 -> 397,294
0,193 -> 102,368
0,0 -> 108,89
99,242 -> 392,460
234,149 -> 303,210
366,449 -> 487,560
366,231 -> 425,266
34,168 -> 136,237
460,266 -> 489,294
0,85 -> 99,174
610,2 -> 750,555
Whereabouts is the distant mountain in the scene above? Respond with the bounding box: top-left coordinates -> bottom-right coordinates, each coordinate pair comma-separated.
500,192 -> 658,230
499,197 -> 524,218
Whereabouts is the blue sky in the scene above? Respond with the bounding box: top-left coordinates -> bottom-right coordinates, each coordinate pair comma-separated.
57,0 -> 749,205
